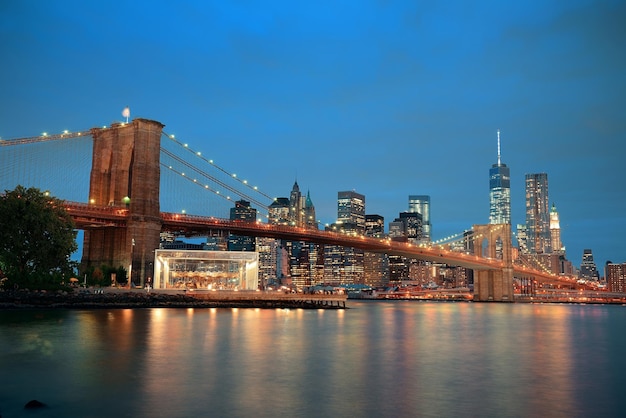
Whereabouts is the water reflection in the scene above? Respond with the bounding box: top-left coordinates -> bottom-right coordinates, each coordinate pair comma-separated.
0,303 -> 624,418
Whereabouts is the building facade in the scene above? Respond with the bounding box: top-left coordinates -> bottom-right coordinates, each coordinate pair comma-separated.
489,130 -> 511,225
524,173 -> 551,254
549,203 -> 564,255
579,249 -> 599,281
337,191 -> 366,232
606,262 -> 626,292
408,195 -> 431,242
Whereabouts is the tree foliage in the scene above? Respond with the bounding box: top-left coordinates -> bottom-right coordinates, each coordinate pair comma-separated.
0,185 -> 78,289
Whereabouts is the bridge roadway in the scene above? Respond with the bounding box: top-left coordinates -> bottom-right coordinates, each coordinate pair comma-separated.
64,201 -> 581,288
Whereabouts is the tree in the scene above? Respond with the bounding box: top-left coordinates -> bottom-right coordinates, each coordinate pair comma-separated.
0,185 -> 78,289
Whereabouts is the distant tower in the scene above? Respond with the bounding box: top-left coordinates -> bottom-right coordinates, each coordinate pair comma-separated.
549,203 -> 564,254
408,195 -> 431,242
579,249 -> 599,281
289,180 -> 305,226
304,190 -> 317,229
489,130 -> 511,225
525,173 -> 550,254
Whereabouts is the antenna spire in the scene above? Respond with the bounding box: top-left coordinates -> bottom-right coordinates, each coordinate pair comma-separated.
497,129 -> 501,166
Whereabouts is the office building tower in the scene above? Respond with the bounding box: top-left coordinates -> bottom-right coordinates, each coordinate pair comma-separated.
269,197 -> 290,225
364,214 -> 388,286
606,263 -> 626,292
525,173 -> 551,254
549,203 -> 564,255
489,130 -> 511,225
579,249 -> 599,281
289,180 -> 305,226
408,195 -> 431,242
365,214 -> 385,238
338,191 -> 365,232
304,191 -> 317,229
228,200 -> 256,251
399,212 -> 423,243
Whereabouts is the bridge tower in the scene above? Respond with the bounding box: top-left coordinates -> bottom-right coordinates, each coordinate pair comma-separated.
472,224 -> 514,302
81,118 -> 164,286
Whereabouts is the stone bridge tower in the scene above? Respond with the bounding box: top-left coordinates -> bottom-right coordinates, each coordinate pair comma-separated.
81,118 -> 163,285
472,224 -> 514,301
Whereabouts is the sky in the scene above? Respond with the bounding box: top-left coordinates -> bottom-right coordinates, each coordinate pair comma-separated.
1,0 -> 625,270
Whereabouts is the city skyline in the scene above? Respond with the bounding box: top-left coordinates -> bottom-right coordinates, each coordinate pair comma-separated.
1,1 -> 624,267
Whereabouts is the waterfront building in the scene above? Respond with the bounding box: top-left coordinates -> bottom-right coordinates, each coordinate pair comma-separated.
323,191 -> 366,285
524,173 -> 551,254
606,262 -> 626,292
489,130 -> 511,225
266,184 -> 323,288
579,249 -> 599,281
408,195 -> 431,242
153,249 -> 258,290
256,237 -> 278,289
364,214 -> 388,286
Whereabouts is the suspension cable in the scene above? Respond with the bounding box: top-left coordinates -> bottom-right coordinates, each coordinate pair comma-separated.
161,131 -> 274,202
160,148 -> 270,211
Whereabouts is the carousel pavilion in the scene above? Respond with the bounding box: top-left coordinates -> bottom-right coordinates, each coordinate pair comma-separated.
153,250 -> 258,290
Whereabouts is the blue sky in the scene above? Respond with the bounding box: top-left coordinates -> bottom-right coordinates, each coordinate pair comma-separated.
1,0 -> 625,269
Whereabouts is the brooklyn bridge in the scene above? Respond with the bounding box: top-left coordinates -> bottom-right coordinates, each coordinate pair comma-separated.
1,118 -> 595,301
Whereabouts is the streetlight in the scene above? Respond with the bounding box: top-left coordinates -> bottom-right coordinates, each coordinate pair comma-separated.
129,238 -> 135,288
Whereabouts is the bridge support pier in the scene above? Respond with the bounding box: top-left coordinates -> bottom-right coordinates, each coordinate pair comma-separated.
474,267 -> 514,302
472,224 -> 514,302
81,119 -> 163,286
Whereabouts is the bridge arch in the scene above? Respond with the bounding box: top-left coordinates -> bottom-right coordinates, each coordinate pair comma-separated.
471,224 -> 514,301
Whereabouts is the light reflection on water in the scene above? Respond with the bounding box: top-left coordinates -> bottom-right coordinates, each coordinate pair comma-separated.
1,302 -> 625,418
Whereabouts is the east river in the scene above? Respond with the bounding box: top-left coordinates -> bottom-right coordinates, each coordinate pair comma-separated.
1,301 -> 625,418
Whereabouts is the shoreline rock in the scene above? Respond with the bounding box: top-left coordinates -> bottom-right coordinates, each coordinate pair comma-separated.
0,289 -> 347,310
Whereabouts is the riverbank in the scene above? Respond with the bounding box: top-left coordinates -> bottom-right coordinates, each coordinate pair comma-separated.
0,289 -> 348,310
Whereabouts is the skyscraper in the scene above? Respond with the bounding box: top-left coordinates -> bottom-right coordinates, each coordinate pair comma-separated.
304,190 -> 317,229
579,249 -> 599,281
408,195 -> 431,242
606,262 -> 626,292
549,203 -> 564,255
525,173 -> 550,254
489,130 -> 511,225
289,180 -> 305,226
228,200 -> 256,251
337,191 -> 365,232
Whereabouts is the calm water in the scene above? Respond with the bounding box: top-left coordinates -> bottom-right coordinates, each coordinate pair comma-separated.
1,301 -> 625,418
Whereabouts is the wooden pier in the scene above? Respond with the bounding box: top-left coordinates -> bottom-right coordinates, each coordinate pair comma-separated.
185,290 -> 348,309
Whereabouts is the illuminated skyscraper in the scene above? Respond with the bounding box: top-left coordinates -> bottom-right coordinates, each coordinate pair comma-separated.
289,180 -> 305,226
549,203 -> 564,254
606,263 -> 626,292
228,200 -> 256,251
489,130 -> 511,225
408,195 -> 431,242
525,173 -> 550,254
337,190 -> 365,232
579,249 -> 599,281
